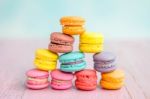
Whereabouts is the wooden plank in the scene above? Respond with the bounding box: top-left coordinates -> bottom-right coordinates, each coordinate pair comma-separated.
22,87 -> 130,99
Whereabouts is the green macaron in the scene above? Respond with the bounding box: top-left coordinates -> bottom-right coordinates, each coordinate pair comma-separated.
59,51 -> 86,72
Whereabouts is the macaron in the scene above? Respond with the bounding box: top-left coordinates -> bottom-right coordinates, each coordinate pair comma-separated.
75,69 -> 97,91
100,69 -> 125,90
93,52 -> 117,73
34,49 -> 58,71
59,51 -> 86,72
60,16 -> 85,26
48,32 -> 74,53
26,69 -> 49,90
79,32 -> 104,53
60,16 -> 85,35
50,69 -> 74,90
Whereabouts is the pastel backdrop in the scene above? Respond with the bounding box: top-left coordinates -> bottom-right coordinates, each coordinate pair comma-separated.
0,0 -> 150,39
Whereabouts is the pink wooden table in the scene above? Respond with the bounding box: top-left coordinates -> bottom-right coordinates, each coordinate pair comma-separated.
0,39 -> 149,99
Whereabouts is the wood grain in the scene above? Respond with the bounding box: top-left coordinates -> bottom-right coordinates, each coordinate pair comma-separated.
0,39 -> 149,99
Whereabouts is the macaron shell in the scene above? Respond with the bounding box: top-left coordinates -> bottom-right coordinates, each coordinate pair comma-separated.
93,52 -> 116,62
80,32 -> 104,44
80,38 -> 104,44
75,80 -> 97,91
75,70 -> 97,81
94,65 -> 117,73
26,82 -> 49,90
50,32 -> 74,43
59,51 -> 84,62
63,26 -> 85,35
101,69 -> 125,83
60,16 -> 85,26
34,59 -> 56,66
34,61 -> 57,71
51,82 -> 72,90
79,44 -> 103,53
48,44 -> 73,53
26,69 -> 49,78
51,69 -> 74,81
35,49 -> 58,60
75,69 -> 97,77
100,80 -> 124,90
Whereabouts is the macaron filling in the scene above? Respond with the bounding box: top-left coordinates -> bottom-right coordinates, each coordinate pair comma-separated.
60,58 -> 83,63
27,77 -> 48,84
61,61 -> 86,68
51,78 -> 73,89
51,39 -> 72,46
76,80 -> 97,86
27,77 -> 48,81
62,60 -> 83,65
94,62 -> 116,69
94,60 -> 114,64
51,79 -> 72,85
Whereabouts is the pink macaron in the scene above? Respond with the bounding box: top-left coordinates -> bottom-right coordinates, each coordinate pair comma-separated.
26,69 -> 49,90
50,69 -> 74,90
48,32 -> 74,53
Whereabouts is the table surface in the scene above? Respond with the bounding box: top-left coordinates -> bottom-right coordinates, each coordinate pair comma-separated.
0,39 -> 150,99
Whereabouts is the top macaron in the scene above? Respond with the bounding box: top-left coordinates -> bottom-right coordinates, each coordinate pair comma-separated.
60,16 -> 86,35
60,16 -> 85,26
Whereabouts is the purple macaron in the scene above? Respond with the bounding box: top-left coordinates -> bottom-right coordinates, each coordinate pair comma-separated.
93,51 -> 117,73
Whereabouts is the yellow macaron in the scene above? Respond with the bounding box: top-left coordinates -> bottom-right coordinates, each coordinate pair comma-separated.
100,69 -> 125,90
79,32 -> 104,53
34,49 -> 58,71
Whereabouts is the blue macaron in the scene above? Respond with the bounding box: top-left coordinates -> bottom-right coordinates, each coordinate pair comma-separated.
59,51 -> 86,72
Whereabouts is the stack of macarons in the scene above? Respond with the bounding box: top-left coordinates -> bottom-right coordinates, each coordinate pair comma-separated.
25,16 -> 125,91
93,52 -> 125,90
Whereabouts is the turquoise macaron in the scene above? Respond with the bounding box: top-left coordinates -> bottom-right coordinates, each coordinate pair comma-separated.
59,51 -> 86,72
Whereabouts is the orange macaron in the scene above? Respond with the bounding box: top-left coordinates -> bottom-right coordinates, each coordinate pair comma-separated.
60,16 -> 85,35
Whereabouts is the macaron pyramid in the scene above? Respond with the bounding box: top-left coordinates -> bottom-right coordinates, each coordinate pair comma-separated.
26,16 -> 125,90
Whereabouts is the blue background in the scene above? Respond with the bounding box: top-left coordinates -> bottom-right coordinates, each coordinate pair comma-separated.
0,0 -> 150,39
